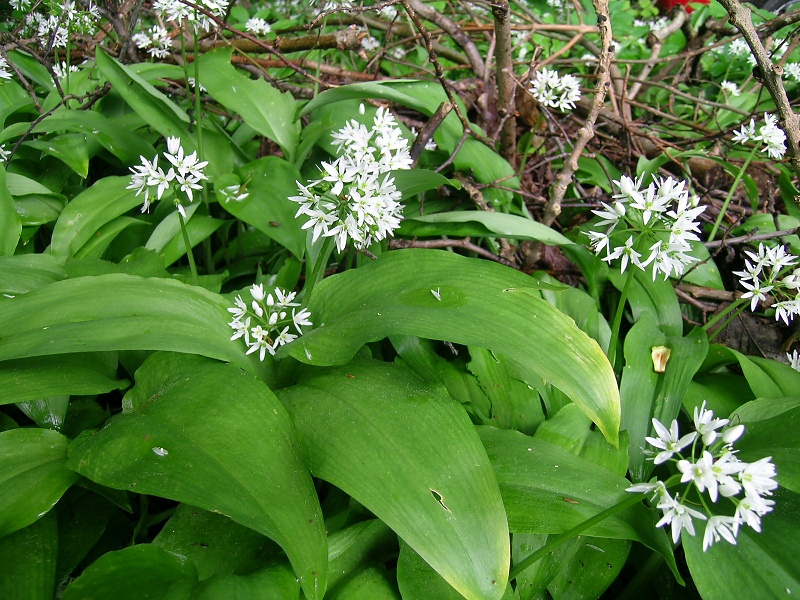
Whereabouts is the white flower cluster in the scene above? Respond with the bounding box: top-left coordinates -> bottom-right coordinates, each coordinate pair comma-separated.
127,136 -> 208,217
785,63 -> 800,82
586,175 -> 705,280
132,26 -> 173,59
53,61 -> 79,80
787,349 -> 800,371
290,106 -> 411,253
23,1 -> 99,48
153,0 -> 229,31
0,58 -> 11,82
720,80 -> 741,97
228,284 -> 312,361
633,16 -> 670,31
530,68 -> 581,112
732,113 -> 786,160
628,403 -> 778,552
0,144 -> 10,162
732,242 -> 800,325
361,35 -> 380,52
10,0 -> 33,10
245,17 -> 272,36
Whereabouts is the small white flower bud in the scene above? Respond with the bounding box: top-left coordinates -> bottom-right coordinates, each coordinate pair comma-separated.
722,424 -> 745,444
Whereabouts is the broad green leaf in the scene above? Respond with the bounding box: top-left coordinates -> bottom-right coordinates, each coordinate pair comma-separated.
278,359 -> 510,600
537,274 -> 611,352
609,269 -> 682,337
735,405 -> 800,494
32,108 -> 155,164
61,545 -> 197,600
546,537 -> 630,600
198,48 -> 300,161
95,47 -> 191,140
49,177 -> 141,259
732,350 -> 800,398
682,241 -> 724,289
0,511 -> 57,600
0,254 -> 66,296
222,156 -> 306,257
619,315 -> 708,481
0,428 -> 78,537
512,533 -> 581,600
18,396 -> 69,431
326,520 -> 397,594
193,563 -> 301,599
67,353 -> 327,598
74,216 -> 148,260
0,353 -> 124,407
284,249 -> 620,445
159,215 -> 225,267
400,211 -> 573,246
154,504 -> 281,580
391,168 -> 460,199
684,373 -> 753,421
477,426 -> 680,580
326,567 -> 400,600
0,274 -> 258,375
0,166 -> 21,255
684,488 -> 800,599
25,133 -> 90,178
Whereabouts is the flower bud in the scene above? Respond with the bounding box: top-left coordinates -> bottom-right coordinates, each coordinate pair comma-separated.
722,424 -> 745,444
651,346 -> 671,373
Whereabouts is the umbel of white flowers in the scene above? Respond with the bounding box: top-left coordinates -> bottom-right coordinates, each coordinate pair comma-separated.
627,402 -> 778,552
732,113 -> 787,160
733,242 -> 800,325
127,137 -> 208,218
227,284 -> 312,361
289,106 -> 412,253
586,174 -> 706,280
530,67 -> 582,112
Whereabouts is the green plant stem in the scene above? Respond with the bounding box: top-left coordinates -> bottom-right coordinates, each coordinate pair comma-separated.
305,238 -> 335,297
707,146 -> 758,243
509,492 -> 644,580
178,210 -> 199,285
191,24 -> 214,275
608,267 -> 635,367
702,297 -> 746,338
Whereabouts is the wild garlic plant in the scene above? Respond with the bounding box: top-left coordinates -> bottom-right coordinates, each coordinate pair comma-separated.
290,106 -> 412,254
708,113 -> 787,242
529,67 -> 582,112
227,285 -> 312,361
586,174 -> 705,363
627,403 -> 777,552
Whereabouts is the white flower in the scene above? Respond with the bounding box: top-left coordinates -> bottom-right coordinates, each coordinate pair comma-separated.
734,243 -> 800,323
785,62 -> 800,82
645,418 -> 697,465
626,479 -> 668,502
656,493 -> 707,544
787,349 -> 800,371
694,401 -> 729,446
246,17 -> 272,36
733,113 -> 786,159
0,57 -> 13,81
361,35 -> 380,52
0,144 -> 10,162
603,235 -> 644,275
703,515 -> 739,551
530,67 -> 581,112
739,456 -> 779,498
721,80 -> 741,96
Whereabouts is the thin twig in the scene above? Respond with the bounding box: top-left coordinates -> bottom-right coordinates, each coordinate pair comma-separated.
389,238 -> 515,266
704,227 -> 798,248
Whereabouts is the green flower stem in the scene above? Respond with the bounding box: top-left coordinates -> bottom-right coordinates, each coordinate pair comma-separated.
608,267 -> 635,368
305,237 -> 335,298
509,492 -> 644,581
177,210 -> 199,285
707,146 -> 758,243
191,25 -> 214,275
702,297 -> 746,339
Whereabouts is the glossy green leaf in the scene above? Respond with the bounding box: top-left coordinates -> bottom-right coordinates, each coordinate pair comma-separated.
391,168 -> 459,199
684,488 -> 800,599
193,563 -> 301,599
0,428 -> 78,537
198,48 -> 300,161
278,359 -> 510,600
400,211 -> 573,245
222,156 -> 306,258
0,254 -> 66,296
95,47 -> 191,140
397,540 -> 477,600
477,426 -> 680,579
61,545 -> 198,600
0,274 -> 257,374
154,504 -> 281,580
546,537 -> 630,600
285,249 -> 620,445
610,269 -> 682,337
619,315 -> 708,481
326,520 -> 397,593
0,353 -> 125,406
67,353 -> 327,598
159,215 -> 225,267
0,166 -> 21,256
49,177 -> 141,259
0,511 -> 57,600
25,133 -> 90,178
326,567 -> 400,600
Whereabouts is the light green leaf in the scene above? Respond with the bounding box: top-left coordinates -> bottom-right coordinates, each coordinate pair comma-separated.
95,47 -> 190,139
0,254 -> 66,296
284,249 -> 620,445
0,352 -> 125,406
391,168 -> 459,199
277,359 -> 510,600
735,405 -> 800,494
0,428 -> 78,537
50,177 -> 141,258
478,426 -> 680,580
25,133 -> 90,178
684,488 -> 800,599
400,211 -> 573,246
67,353 -> 327,598
0,512 -> 57,600
0,274 -> 258,375
198,48 -> 300,161
0,166 -> 21,256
